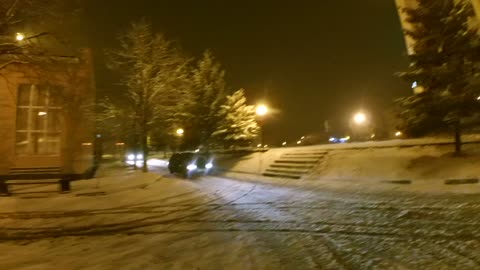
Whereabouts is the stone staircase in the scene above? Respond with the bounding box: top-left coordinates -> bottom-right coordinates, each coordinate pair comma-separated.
263,150 -> 327,179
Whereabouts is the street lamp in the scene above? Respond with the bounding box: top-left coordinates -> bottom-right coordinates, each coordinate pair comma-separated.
256,104 -> 269,173
175,128 -> 184,153
353,112 -> 367,125
255,104 -> 269,147
256,104 -> 268,117
16,33 -> 24,41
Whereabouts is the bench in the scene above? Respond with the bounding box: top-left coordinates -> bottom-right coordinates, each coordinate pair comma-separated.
0,167 -> 71,196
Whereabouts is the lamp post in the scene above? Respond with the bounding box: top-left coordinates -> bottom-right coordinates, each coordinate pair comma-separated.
256,104 -> 269,173
256,104 -> 268,146
350,112 -> 369,141
175,128 -> 184,153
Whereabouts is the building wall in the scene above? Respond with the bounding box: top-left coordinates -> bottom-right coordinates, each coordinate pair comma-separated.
0,50 -> 95,176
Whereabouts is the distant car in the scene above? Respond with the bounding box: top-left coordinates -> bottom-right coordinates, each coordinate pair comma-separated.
126,153 -> 144,165
168,152 -> 214,178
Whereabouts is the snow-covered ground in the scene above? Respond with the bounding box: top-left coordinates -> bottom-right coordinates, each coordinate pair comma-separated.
1,166 -> 480,269
214,138 -> 480,188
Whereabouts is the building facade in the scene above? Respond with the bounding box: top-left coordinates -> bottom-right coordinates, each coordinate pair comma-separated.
0,49 -> 96,179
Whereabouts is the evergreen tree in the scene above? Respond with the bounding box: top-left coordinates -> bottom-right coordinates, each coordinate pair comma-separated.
212,89 -> 259,148
397,0 -> 480,154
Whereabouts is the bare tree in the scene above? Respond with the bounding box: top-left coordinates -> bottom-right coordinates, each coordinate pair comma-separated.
105,20 -> 188,172
0,0 -> 83,68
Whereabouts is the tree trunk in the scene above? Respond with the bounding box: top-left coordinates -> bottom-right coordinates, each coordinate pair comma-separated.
141,132 -> 148,172
141,102 -> 148,172
454,122 -> 462,155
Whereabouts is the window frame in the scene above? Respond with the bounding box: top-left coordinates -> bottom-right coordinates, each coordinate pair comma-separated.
15,84 -> 63,156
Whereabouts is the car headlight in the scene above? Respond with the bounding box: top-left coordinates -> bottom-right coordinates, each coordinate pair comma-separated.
187,164 -> 197,171
136,154 -> 143,160
127,154 -> 135,161
205,163 -> 213,169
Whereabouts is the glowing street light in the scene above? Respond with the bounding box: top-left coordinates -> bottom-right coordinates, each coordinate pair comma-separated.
395,131 -> 403,137
16,33 -> 24,41
353,112 -> 367,125
176,128 -> 184,136
282,141 -> 287,146
256,104 -> 269,116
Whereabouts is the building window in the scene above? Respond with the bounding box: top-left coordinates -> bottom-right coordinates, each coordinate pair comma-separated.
16,84 -> 63,155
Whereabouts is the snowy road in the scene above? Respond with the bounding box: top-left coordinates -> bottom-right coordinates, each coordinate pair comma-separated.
1,175 -> 480,269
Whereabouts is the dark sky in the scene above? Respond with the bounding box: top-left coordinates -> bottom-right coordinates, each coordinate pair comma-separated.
85,0 -> 410,144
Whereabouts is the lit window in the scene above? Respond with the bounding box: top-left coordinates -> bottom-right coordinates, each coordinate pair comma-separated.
15,84 -> 63,155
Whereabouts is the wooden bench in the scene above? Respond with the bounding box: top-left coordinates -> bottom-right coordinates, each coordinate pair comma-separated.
0,167 -> 71,196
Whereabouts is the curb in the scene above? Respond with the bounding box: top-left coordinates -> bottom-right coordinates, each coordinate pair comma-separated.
444,179 -> 479,185
383,180 -> 412,185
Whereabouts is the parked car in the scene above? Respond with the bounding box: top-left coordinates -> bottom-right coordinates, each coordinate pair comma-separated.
168,152 -> 214,178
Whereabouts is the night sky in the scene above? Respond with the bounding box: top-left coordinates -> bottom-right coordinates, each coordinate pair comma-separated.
85,0 -> 410,144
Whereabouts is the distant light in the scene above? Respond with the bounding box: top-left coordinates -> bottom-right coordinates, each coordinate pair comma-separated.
205,163 -> 213,169
127,154 -> 135,161
412,81 -> 418,89
187,164 -> 197,171
194,149 -> 200,153
16,33 -> 24,41
264,145 -> 268,148
257,144 -> 262,148
81,142 -> 92,146
395,131 -> 403,137
282,141 -> 287,146
256,104 -> 268,116
136,154 -> 143,160
353,112 -> 367,125
115,142 -> 125,146
477,96 -> 480,101
37,111 -> 47,116
370,134 -> 376,139
297,140 -> 302,145
96,134 -> 102,138
176,128 -> 184,136
301,136 -> 305,140
339,136 -> 350,143
329,137 -> 336,142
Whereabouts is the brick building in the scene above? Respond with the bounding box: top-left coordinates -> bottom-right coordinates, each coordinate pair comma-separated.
0,49 -> 96,179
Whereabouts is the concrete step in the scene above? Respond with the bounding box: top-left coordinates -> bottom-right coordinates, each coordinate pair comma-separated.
278,156 -> 322,161
270,164 -> 315,169
265,168 -> 309,175
274,160 -> 319,164
263,173 -> 301,179
282,156 -> 325,159
283,152 -> 326,156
